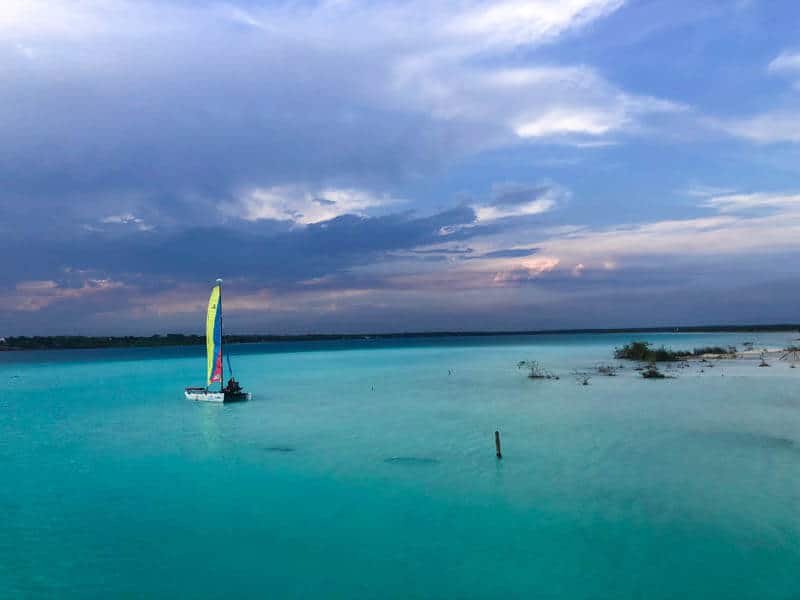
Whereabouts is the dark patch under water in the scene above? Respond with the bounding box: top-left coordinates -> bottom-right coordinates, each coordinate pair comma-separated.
384,456 -> 440,466
702,430 -> 797,452
264,446 -> 296,453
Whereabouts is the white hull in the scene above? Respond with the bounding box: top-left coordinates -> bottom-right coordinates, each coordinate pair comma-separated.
184,390 -> 251,402
185,390 -> 225,402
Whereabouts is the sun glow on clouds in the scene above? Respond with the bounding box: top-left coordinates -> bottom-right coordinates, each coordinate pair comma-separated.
127,284 -> 372,320
419,188 -> 800,292
373,254 -> 561,291
490,256 -> 560,284
10,187 -> 800,322
12,279 -> 125,311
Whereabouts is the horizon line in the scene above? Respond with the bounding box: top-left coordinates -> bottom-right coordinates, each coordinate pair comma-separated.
3,322 -> 799,351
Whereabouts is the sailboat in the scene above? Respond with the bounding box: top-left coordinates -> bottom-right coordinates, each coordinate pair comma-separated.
184,279 -> 251,402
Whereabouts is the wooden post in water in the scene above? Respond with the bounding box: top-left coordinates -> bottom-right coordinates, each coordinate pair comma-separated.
495,430 -> 502,459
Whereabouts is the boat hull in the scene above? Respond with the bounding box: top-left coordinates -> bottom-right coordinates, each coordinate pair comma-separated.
184,389 -> 251,402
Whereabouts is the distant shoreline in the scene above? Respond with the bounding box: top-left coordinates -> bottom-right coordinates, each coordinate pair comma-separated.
2,324 -> 798,351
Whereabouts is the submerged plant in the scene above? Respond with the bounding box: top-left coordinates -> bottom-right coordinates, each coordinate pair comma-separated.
780,346 -> 800,362
596,363 -> 618,376
641,363 -> 667,379
517,360 -> 559,380
572,370 -> 592,385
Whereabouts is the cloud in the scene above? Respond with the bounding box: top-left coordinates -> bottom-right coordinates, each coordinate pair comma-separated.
471,247 -> 540,259
19,183 -> 794,324
7,0 -> 799,334
0,205 -> 480,293
447,0 -> 626,47
701,192 -> 800,214
0,0 -> 688,339
683,185 -> 737,198
511,93 -> 683,140
768,51 -> 800,75
722,111 -> 800,143
515,108 -> 620,137
474,182 -> 566,221
100,213 -> 153,231
536,190 -> 800,263
0,0 -> 674,218
719,50 -> 800,143
12,278 -> 126,312
390,187 -> 800,304
5,183 -> 800,333
395,62 -> 683,146
366,254 -> 561,291
227,186 -> 398,224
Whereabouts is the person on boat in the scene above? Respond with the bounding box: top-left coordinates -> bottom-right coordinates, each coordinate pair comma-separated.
224,377 -> 242,394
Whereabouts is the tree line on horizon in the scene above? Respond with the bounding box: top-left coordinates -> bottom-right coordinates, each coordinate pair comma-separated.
1,325 -> 798,351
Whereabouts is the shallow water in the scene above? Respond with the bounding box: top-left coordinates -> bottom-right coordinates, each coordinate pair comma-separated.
2,332 -> 800,598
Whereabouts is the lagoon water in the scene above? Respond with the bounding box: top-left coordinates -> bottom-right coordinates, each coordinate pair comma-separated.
3,332 -> 800,598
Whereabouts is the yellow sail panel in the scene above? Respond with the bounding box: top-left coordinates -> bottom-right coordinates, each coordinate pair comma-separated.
206,284 -> 223,385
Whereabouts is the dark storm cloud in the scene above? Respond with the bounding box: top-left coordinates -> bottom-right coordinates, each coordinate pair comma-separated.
2,206 -> 479,290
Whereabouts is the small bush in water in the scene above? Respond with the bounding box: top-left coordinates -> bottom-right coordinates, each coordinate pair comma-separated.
517,360 -> 559,380
641,363 -> 667,379
614,341 -> 681,362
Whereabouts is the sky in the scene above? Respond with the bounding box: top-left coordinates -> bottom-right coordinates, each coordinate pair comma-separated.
2,0 -> 800,335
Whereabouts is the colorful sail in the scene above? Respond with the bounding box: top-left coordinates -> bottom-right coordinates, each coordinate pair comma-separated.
206,282 -> 223,385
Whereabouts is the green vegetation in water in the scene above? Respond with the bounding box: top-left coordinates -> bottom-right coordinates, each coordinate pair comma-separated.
615,341 -> 738,362
614,341 -> 682,362
690,346 -> 737,356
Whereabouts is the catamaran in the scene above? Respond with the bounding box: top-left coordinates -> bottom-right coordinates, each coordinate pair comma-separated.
184,279 -> 251,402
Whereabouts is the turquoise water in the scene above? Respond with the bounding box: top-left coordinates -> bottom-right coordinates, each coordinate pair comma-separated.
3,332 -> 800,598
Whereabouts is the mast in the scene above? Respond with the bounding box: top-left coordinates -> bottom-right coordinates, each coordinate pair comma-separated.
217,278 -> 224,392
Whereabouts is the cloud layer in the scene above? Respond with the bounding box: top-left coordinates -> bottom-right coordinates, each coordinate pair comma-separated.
2,0 -> 800,333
